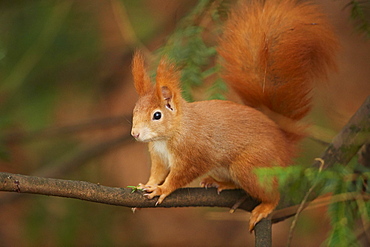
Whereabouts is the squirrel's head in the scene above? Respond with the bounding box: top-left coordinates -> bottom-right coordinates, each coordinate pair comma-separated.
131,51 -> 183,142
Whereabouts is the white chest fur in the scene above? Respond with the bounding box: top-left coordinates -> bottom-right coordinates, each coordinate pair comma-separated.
151,140 -> 173,168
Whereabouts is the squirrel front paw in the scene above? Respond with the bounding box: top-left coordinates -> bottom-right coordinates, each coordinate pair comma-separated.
143,185 -> 169,205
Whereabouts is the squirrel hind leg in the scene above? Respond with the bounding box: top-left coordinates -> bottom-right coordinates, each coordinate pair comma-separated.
249,201 -> 277,232
228,156 -> 280,232
201,176 -> 238,194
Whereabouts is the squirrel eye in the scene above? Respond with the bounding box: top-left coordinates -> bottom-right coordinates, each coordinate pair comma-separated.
152,111 -> 162,120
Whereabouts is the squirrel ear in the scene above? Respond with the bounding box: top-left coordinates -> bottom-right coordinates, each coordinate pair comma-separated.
132,51 -> 152,96
161,86 -> 174,111
156,57 -> 181,111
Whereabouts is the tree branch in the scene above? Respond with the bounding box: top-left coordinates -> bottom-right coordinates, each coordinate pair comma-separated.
314,96 -> 370,169
0,172 -> 259,210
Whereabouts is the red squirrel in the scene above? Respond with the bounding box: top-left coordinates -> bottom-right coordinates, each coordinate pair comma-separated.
130,0 -> 338,231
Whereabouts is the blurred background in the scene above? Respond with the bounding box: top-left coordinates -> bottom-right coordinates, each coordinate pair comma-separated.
0,0 -> 369,246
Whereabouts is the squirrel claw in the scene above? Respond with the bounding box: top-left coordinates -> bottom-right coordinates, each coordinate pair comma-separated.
156,194 -> 167,205
138,183 -> 157,192
143,186 -> 168,205
200,182 -> 208,189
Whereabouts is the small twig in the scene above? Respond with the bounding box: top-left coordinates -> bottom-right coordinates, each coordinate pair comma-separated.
229,195 -> 249,213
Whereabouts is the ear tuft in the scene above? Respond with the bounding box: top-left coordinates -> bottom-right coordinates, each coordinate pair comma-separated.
156,57 -> 182,111
132,51 -> 152,96
156,57 -> 181,97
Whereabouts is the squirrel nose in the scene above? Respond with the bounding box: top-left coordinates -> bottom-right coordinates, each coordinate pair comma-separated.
131,130 -> 140,139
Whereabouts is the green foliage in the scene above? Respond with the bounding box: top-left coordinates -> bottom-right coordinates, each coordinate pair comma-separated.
256,165 -> 325,204
127,185 -> 144,193
325,190 -> 359,247
324,163 -> 370,247
206,68 -> 228,100
153,0 -> 228,101
256,159 -> 370,246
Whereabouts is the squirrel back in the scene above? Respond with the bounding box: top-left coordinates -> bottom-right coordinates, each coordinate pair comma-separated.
218,0 -> 338,140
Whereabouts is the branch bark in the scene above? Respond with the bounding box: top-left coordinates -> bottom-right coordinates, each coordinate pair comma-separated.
0,172 -> 259,210
254,218 -> 272,247
314,96 -> 370,169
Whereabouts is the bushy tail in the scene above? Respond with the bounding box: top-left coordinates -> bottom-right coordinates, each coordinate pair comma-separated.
218,0 -> 338,140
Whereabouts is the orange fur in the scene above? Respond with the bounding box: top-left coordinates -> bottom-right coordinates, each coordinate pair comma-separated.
132,51 -> 151,96
219,0 -> 338,125
131,0 -> 338,232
